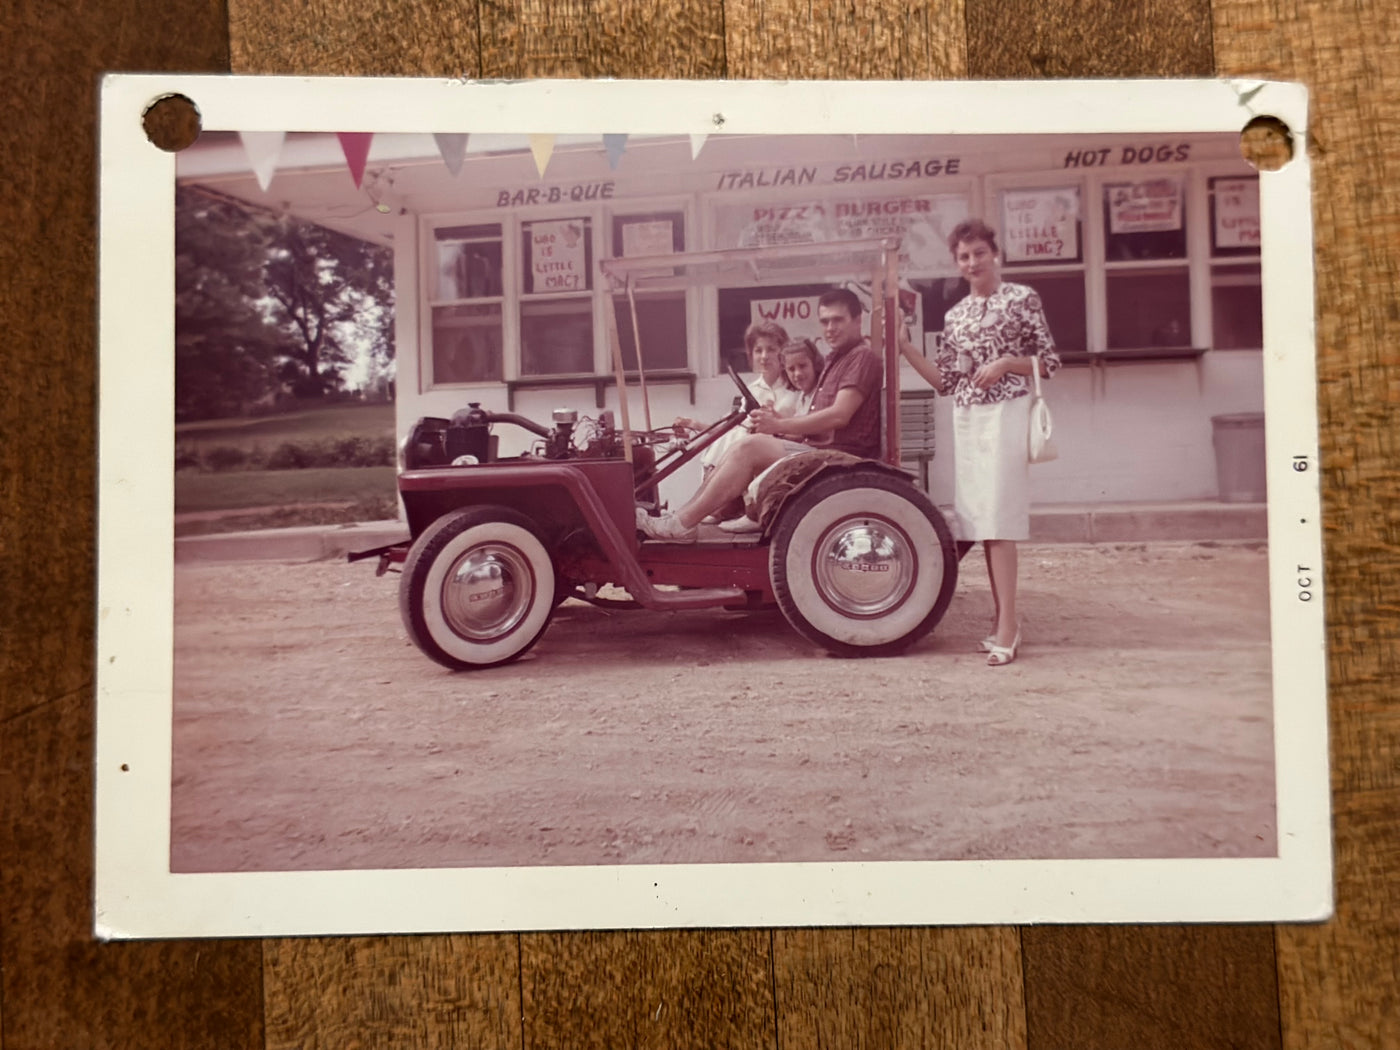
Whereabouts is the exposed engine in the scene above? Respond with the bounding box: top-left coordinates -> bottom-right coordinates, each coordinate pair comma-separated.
401,403 -> 627,470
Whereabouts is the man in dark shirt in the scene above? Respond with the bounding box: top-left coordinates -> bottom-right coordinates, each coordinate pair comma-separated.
637,288 -> 884,542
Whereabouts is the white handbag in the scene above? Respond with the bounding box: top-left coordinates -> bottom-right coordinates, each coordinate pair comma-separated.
1028,354 -> 1058,464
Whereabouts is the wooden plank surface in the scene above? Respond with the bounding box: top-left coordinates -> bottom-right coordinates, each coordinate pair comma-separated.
967,0 -> 1214,77
1213,2 -> 1400,1048
723,0 -> 965,79
520,930 -> 775,1050
0,2 -> 267,1048
3,0 -> 1397,1047
774,927 -> 1026,1048
263,936 -> 521,1050
1022,926 -> 1282,1050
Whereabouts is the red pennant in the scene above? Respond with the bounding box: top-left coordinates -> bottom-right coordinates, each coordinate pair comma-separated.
337,132 -> 374,189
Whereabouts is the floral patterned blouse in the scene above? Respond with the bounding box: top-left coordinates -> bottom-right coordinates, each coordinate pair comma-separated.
936,282 -> 1060,408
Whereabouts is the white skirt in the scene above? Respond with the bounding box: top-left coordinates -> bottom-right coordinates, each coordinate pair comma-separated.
953,398 -> 1031,541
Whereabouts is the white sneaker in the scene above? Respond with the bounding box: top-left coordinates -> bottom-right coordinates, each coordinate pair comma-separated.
635,507 -> 697,542
718,515 -> 761,533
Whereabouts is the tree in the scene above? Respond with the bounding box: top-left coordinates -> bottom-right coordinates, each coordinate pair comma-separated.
174,187 -> 288,420
174,186 -> 395,419
263,217 -> 394,399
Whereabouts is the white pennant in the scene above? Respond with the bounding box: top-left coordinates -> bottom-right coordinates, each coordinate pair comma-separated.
434,133 -> 469,176
529,134 -> 556,177
689,133 -> 708,160
239,131 -> 286,192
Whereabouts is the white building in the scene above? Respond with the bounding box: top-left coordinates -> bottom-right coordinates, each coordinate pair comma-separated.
179,129 -> 1265,509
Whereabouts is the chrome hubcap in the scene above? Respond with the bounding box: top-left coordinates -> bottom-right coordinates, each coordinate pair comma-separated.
813,518 -> 915,617
440,543 -> 534,641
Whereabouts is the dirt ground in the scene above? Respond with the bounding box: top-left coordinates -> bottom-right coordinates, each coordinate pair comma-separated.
170,542 -> 1276,873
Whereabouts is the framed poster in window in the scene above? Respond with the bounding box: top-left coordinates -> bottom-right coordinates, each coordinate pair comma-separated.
523,218 -> 591,294
1001,186 -> 1082,264
1211,176 -> 1262,254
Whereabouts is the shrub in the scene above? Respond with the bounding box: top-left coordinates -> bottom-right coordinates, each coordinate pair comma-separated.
332,435 -> 395,467
202,445 -> 249,471
178,435 -> 397,472
265,442 -> 315,470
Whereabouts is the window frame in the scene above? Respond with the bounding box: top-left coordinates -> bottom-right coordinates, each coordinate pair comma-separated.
987,172 -> 1092,351
1201,166 -> 1263,350
605,201 -> 696,375
421,198 -> 697,388
517,214 -> 596,378
422,220 -> 507,389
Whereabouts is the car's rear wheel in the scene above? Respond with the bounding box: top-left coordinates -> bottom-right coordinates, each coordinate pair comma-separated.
769,469 -> 957,657
400,506 -> 556,670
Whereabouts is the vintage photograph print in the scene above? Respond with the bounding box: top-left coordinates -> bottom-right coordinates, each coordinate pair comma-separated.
96,78 -> 1328,937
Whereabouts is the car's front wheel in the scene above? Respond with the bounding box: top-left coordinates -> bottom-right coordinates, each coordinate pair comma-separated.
400,506 -> 556,670
769,469 -> 957,657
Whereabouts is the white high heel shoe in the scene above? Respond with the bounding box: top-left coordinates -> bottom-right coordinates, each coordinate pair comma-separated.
986,625 -> 1022,667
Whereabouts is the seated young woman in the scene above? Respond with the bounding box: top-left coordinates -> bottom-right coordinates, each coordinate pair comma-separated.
717,337 -> 825,533
638,288 -> 882,543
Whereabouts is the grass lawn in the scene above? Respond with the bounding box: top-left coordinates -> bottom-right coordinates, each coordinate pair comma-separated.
175,466 -> 397,513
175,402 -> 395,451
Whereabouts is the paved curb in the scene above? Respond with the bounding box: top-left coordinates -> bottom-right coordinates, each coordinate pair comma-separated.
173,501 -> 1268,563
175,520 -> 409,563
1028,501 -> 1268,544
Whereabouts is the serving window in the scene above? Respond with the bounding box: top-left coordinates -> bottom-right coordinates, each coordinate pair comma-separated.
425,206 -> 696,391
1208,176 -> 1262,349
1102,177 -> 1191,350
429,223 -> 505,384
611,210 -> 688,371
519,217 -> 594,376
998,185 -> 1088,352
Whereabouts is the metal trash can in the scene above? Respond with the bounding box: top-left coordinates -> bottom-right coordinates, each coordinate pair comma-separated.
1211,412 -> 1267,502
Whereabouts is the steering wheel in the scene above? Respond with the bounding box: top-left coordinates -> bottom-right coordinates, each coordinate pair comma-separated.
725,362 -> 762,414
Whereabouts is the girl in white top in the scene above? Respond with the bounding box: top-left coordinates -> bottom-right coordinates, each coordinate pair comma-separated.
674,320 -> 798,471
720,337 -> 827,533
780,337 -> 824,414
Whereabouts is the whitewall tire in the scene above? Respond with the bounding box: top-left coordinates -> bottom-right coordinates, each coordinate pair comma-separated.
400,506 -> 556,670
769,470 -> 956,657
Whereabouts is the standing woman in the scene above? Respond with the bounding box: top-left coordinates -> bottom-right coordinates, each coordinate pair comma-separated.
900,218 -> 1060,666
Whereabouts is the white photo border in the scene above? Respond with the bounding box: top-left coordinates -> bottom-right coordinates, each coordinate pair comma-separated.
96,75 -> 1329,938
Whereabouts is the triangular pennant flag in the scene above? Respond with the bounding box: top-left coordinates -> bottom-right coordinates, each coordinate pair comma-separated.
434,133 -> 469,176
337,132 -> 374,189
239,131 -> 285,192
690,134 -> 708,160
529,134 -> 556,177
603,133 -> 628,170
